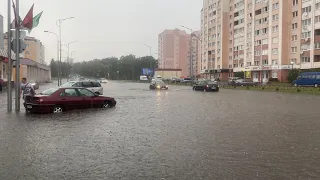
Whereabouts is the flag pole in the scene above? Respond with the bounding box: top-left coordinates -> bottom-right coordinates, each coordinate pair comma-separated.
7,0 -> 12,112
15,0 -> 20,112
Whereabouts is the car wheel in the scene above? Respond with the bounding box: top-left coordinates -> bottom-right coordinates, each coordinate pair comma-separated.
103,101 -> 110,108
52,106 -> 63,113
315,84 -> 318,88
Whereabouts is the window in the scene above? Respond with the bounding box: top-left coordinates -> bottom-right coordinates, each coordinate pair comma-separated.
315,15 -> 320,23
301,32 -> 311,39
262,50 -> 268,55
292,0 -> 298,6
272,59 -> 278,65
78,88 -> 95,97
272,48 -> 278,54
272,14 -> 279,21
82,82 -> 93,87
292,11 -> 298,17
272,37 -> 278,43
302,19 -> 311,26
272,25 -> 278,32
61,89 -> 79,97
291,47 -> 297,53
91,82 -> 101,87
72,82 -> 82,87
292,35 -> 298,41
317,2 -> 320,10
262,60 -> 268,65
262,39 -> 268,44
273,3 -> 279,10
292,23 -> 298,30
301,57 -> 311,62
315,42 -> 320,49
40,88 -> 58,95
302,6 -> 311,13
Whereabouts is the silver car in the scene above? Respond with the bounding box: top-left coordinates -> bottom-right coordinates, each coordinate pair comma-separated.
60,81 -> 103,95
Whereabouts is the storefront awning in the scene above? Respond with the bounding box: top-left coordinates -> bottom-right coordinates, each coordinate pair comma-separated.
0,49 -> 16,60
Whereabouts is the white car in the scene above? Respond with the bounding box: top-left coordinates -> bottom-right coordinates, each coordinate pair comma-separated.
60,81 -> 103,95
100,78 -> 108,83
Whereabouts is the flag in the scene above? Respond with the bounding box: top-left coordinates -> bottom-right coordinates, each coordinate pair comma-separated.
21,4 -> 34,30
29,11 -> 43,32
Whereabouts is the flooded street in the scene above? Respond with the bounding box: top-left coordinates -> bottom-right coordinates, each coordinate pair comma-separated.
0,81 -> 320,179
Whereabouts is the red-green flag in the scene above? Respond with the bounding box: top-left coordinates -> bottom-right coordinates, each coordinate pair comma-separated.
21,4 -> 34,30
29,11 -> 43,32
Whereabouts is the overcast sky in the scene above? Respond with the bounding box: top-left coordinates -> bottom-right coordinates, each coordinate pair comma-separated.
0,0 -> 202,63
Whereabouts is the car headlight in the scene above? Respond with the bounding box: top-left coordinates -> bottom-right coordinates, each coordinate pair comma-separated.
157,86 -> 160,89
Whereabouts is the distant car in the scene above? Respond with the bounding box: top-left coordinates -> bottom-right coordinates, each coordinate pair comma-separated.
30,80 -> 39,90
230,79 -> 258,86
193,80 -> 219,92
181,78 -> 192,83
60,81 -> 103,95
23,87 -> 116,114
150,80 -> 168,90
100,78 -> 108,83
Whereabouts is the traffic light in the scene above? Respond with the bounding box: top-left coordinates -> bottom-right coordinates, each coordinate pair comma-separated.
11,39 -> 27,54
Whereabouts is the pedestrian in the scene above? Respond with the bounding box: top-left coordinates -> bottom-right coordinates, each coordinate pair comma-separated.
20,77 -> 35,102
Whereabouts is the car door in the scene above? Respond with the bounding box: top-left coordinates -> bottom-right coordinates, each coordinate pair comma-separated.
60,89 -> 84,110
77,88 -> 96,108
81,81 -> 95,92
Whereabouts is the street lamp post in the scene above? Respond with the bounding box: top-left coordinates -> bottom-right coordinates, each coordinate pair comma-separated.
7,0 -> 12,112
44,31 -> 59,86
144,44 -> 152,70
56,17 -> 74,86
66,41 -> 77,82
291,61 -> 294,70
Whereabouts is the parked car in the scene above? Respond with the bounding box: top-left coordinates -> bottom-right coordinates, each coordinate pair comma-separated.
150,80 -> 168,90
181,78 -> 192,83
230,79 -> 258,86
30,80 -> 39,90
60,80 -> 103,95
100,78 -> 108,83
23,87 -> 116,113
292,72 -> 320,87
193,80 -> 219,92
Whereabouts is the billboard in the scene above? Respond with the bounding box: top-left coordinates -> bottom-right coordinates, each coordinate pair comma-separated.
142,68 -> 154,75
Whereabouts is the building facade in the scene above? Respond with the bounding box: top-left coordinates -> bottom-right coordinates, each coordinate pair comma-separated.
200,0 -> 320,82
201,0 -> 231,80
158,29 -> 191,77
190,30 -> 201,76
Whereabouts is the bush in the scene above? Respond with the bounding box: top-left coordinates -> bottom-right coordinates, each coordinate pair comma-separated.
287,69 -> 300,83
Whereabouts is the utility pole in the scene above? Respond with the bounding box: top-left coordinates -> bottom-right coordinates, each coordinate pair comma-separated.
15,0 -> 21,112
56,17 -> 74,86
7,0 -> 12,112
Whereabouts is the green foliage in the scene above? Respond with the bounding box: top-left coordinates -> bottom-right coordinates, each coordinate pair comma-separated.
234,72 -> 244,78
49,58 -> 72,78
60,55 -> 157,80
287,69 -> 300,83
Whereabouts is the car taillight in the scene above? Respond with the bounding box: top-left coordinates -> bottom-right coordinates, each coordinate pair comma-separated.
206,85 -> 209,88
34,98 -> 43,103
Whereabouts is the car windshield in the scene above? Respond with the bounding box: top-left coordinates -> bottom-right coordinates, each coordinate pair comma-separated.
40,88 -> 58,95
60,82 -> 75,87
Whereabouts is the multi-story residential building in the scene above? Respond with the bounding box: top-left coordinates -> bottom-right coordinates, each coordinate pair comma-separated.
158,29 -> 191,77
201,0 -> 231,80
200,0 -> 320,82
190,30 -> 201,76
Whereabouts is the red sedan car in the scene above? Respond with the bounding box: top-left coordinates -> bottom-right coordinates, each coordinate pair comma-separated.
23,87 -> 116,113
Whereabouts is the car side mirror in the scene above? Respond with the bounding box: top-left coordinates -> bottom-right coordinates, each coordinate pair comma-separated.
94,92 -> 99,96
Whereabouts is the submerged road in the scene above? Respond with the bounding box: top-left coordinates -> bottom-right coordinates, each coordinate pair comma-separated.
0,81 -> 319,179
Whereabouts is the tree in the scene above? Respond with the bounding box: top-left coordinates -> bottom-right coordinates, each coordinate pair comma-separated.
49,58 -> 58,77
287,69 -> 300,83
67,55 -> 157,80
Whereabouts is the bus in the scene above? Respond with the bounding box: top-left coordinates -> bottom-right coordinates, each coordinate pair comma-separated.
292,72 -> 320,87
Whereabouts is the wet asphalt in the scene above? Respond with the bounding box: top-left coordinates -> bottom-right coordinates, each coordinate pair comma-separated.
0,81 -> 320,180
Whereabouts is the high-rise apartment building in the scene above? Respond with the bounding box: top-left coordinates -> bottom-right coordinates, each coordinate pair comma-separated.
158,29 -> 191,77
191,30 -> 201,76
201,0 -> 231,80
201,0 -> 320,82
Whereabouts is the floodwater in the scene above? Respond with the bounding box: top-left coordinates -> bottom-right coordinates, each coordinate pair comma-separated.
0,81 -> 319,179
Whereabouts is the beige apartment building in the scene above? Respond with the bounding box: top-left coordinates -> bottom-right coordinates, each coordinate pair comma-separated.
158,29 -> 191,77
201,0 -> 320,82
